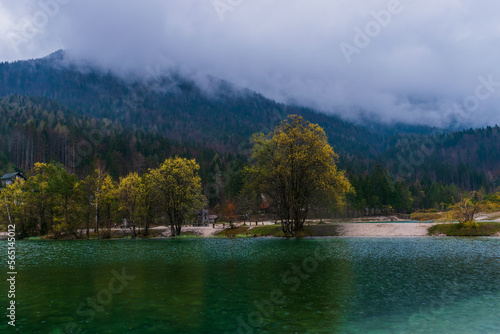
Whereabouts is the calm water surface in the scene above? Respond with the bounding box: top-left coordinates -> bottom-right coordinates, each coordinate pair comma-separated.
1,237 -> 500,333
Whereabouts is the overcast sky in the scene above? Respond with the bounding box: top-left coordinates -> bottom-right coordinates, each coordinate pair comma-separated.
1,0 -> 500,127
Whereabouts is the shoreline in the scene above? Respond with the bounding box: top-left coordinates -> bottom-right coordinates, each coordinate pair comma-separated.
334,222 -> 435,237
3,220 -> 500,240
0,221 -> 438,239
152,220 -> 436,238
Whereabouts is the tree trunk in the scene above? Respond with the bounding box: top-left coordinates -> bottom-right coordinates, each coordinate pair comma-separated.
94,206 -> 99,233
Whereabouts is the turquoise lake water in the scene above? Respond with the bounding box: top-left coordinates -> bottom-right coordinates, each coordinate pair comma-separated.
1,237 -> 500,333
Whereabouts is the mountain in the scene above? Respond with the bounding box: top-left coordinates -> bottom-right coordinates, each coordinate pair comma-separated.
381,127 -> 500,189
0,50 -> 383,159
0,50 -> 499,199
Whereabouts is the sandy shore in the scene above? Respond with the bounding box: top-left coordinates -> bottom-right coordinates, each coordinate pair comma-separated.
476,213 -> 500,222
152,221 -> 437,238
334,222 -> 436,237
124,211 -> 500,237
0,222 -> 436,238
158,225 -> 226,237
8,217 -> 500,238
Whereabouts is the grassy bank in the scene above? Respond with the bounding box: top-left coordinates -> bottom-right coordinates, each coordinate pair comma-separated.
215,225 -> 290,238
429,222 -> 500,236
216,224 -> 341,238
36,229 -> 165,240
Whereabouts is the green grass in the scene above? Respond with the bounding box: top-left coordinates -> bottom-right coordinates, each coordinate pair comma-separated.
140,229 -> 163,238
429,222 -> 500,236
216,224 -> 329,238
216,225 -> 288,238
248,225 -> 284,236
216,226 -> 251,238
177,231 -> 203,238
38,228 -> 165,240
234,234 -> 253,238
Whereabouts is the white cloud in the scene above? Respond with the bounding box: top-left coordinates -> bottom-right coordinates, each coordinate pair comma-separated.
1,0 -> 500,127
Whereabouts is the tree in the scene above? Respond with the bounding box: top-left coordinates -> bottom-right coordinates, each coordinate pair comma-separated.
0,179 -> 32,238
117,173 -> 140,238
150,157 -> 206,237
235,188 -> 257,225
2,163 -> 84,237
137,172 -> 157,236
392,180 -> 413,214
483,193 -> 500,212
86,165 -> 116,234
81,175 -> 95,238
221,201 -> 237,228
248,115 -> 351,235
24,163 -> 55,235
443,192 -> 484,228
47,163 -> 84,237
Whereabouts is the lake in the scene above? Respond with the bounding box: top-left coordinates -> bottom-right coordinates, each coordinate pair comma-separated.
1,237 -> 500,333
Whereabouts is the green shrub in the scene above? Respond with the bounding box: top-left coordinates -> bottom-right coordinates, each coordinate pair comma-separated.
429,222 -> 500,236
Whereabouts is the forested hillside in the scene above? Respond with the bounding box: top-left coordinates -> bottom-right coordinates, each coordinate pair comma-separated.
381,128 -> 500,190
0,95 -> 239,180
1,51 -> 499,213
0,95 -> 249,206
0,51 -> 382,159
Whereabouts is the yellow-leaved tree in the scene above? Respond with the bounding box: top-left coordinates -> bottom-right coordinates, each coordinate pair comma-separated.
137,172 -> 157,237
442,191 -> 500,228
248,115 -> 351,235
0,178 -> 30,237
150,157 -> 206,237
117,172 -> 141,238
85,165 -> 116,235
1,163 -> 84,237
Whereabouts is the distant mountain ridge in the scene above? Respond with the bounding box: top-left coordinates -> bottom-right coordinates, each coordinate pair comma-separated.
0,51 -> 499,191
0,50 -> 384,157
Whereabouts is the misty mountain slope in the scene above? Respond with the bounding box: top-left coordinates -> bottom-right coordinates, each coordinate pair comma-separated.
1,52 -> 500,190
0,94 -> 238,180
379,128 -> 500,189
0,95 -> 157,176
0,51 -> 383,159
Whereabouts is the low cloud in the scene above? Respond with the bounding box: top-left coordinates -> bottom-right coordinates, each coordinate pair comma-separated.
1,0 -> 500,127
